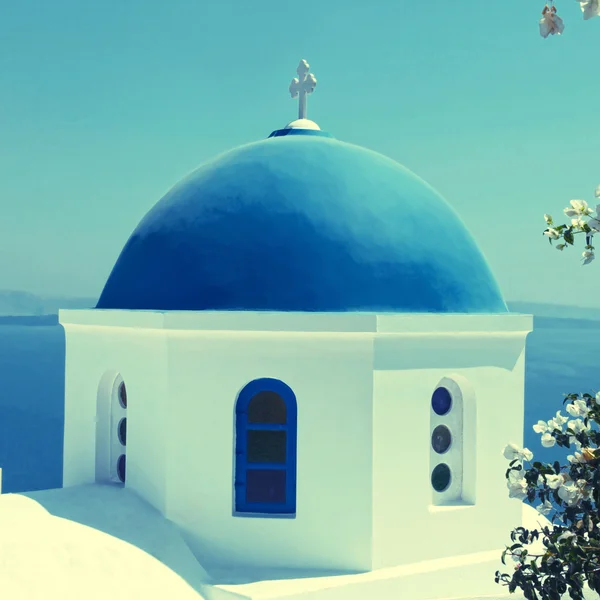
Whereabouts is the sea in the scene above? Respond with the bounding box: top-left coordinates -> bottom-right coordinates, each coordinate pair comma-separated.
0,310 -> 598,509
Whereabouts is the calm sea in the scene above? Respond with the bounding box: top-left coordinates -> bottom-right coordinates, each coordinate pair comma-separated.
0,315 -> 598,498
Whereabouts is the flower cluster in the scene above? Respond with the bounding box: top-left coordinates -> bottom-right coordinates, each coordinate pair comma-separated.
496,391 -> 600,599
542,186 -> 600,265
539,0 -> 600,38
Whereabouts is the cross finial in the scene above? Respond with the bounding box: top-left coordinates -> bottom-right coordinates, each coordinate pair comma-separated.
289,59 -> 317,121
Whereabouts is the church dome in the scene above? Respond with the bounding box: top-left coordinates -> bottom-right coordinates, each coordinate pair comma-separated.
97,129 -> 507,313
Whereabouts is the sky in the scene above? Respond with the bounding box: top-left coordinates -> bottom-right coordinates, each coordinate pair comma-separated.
0,0 -> 599,306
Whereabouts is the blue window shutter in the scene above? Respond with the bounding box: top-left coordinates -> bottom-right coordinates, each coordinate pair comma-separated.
234,378 -> 297,515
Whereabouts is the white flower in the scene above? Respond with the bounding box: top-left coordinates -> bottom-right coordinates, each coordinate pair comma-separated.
567,451 -> 586,464
589,219 -> 600,232
572,217 -> 587,229
564,199 -> 594,217
544,228 -> 561,240
507,472 -> 528,499
548,411 -> 569,431
595,391 -> 600,405
544,214 -> 553,224
544,474 -> 564,490
567,418 -> 590,435
558,481 -> 583,506
583,249 -> 595,265
566,400 -> 590,419
541,432 -> 556,447
533,420 -> 549,434
503,443 -> 534,462
588,204 -> 600,231
595,185 -> 600,199
579,0 -> 600,20
537,499 -> 554,515
540,4 -> 565,37
557,530 -> 577,543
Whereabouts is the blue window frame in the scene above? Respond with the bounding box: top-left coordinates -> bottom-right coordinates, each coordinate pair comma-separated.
235,378 -> 297,515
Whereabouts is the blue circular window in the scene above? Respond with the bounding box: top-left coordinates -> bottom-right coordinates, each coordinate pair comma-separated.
431,387 -> 452,415
431,425 -> 452,454
431,463 -> 451,492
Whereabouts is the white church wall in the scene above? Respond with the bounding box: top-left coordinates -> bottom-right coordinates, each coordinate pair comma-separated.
371,326 -> 531,569
60,314 -> 169,513
95,369 -> 121,484
164,329 -> 375,572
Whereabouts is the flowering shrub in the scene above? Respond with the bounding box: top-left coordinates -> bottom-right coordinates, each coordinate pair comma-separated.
539,1 -> 600,37
543,186 -> 600,265
496,392 -> 600,599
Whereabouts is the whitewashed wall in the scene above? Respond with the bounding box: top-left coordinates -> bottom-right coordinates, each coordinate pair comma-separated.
59,310 -> 532,576
165,329 -> 375,572
60,312 -> 169,513
371,328 -> 531,569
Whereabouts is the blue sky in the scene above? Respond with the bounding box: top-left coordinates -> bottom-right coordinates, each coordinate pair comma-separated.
1,0 -> 599,305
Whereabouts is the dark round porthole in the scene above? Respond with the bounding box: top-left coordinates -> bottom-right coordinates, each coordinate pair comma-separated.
431,425 -> 452,454
118,382 -> 127,409
431,463 -> 451,492
431,387 -> 452,415
118,418 -> 127,446
117,454 -> 126,483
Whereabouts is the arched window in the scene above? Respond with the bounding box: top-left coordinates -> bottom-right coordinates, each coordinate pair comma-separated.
429,375 -> 476,506
111,380 -> 127,484
234,378 -> 297,515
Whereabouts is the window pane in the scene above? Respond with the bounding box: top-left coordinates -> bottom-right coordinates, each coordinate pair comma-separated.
248,391 -> 287,424
117,454 -> 126,483
246,469 -> 286,504
247,430 -> 286,463
118,417 -> 127,446
431,463 -> 451,492
431,425 -> 452,454
119,382 -> 128,409
431,387 -> 452,416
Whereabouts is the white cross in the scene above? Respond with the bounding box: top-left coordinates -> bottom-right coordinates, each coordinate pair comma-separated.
289,59 -> 317,121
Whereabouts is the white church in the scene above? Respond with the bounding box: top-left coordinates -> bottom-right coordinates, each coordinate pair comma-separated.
0,60 -> 544,600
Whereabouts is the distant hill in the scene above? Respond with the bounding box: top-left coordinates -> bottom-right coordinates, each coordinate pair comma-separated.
0,292 -> 599,322
507,301 -> 600,322
0,291 -> 97,316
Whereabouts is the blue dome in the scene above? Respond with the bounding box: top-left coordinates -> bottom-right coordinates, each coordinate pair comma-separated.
97,129 -> 507,313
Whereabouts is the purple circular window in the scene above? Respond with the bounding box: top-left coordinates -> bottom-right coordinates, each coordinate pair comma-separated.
431,425 -> 452,454
118,418 -> 127,446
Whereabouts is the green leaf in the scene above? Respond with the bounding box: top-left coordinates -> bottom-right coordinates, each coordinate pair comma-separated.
564,229 -> 575,245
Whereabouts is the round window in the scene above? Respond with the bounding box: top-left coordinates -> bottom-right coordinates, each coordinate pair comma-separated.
431,463 -> 451,492
117,454 -> 126,483
118,418 -> 127,446
431,387 -> 452,415
118,382 -> 127,409
431,425 -> 452,454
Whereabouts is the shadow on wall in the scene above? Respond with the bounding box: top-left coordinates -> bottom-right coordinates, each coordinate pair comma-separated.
0,317 -> 65,493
